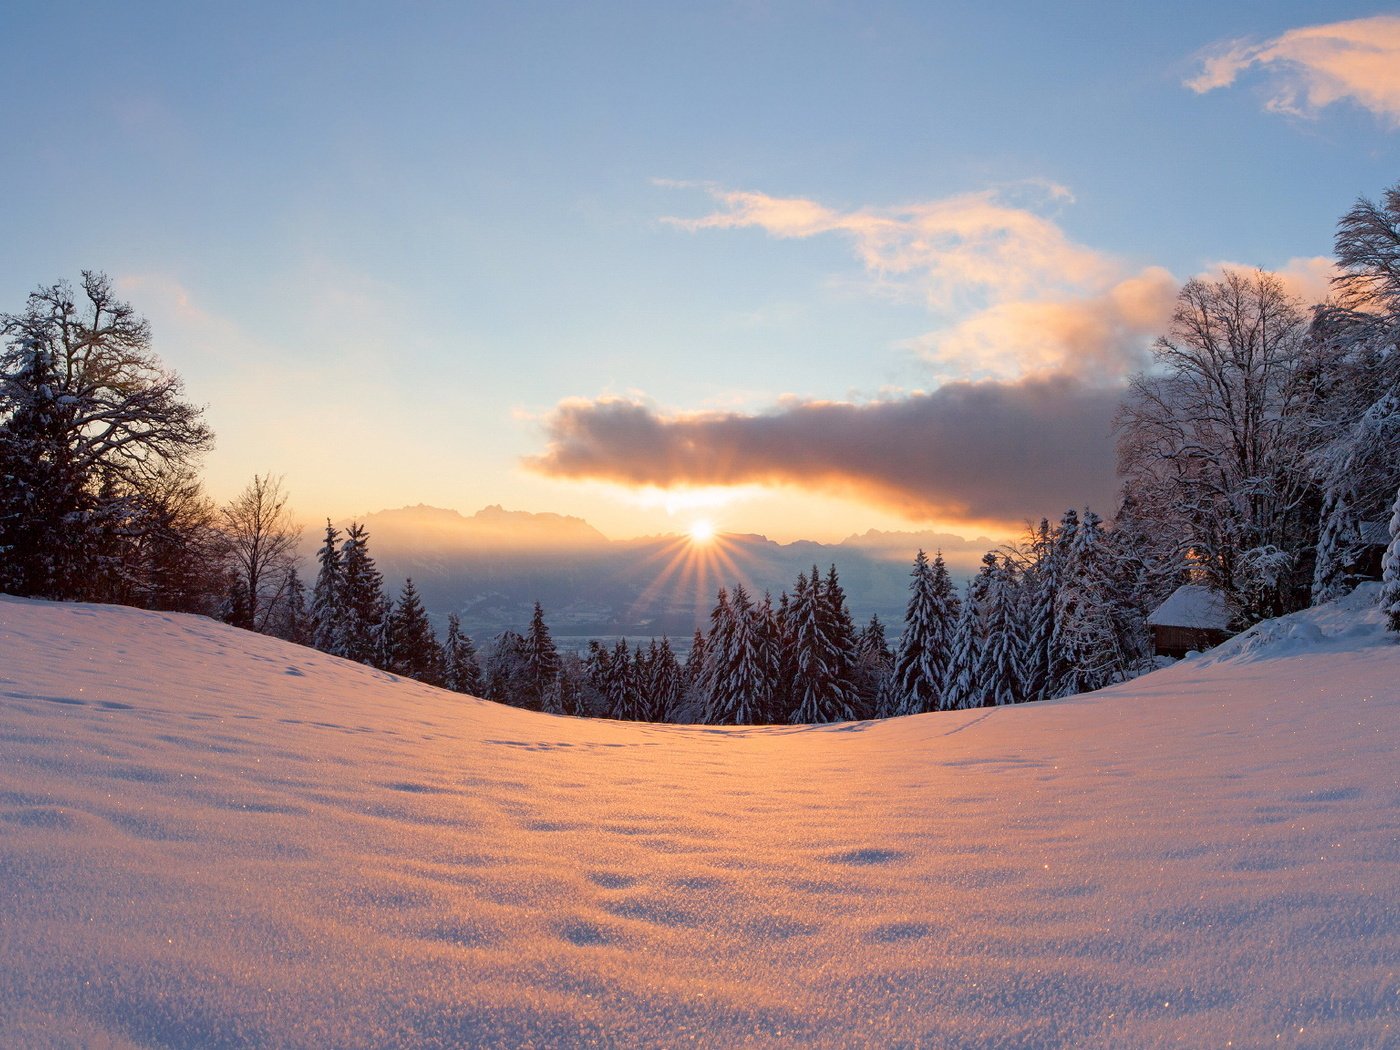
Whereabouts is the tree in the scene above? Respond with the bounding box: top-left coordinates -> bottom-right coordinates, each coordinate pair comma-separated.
443,612 -> 483,695
1117,270 -> 1315,621
0,273 -> 213,599
976,553 -> 1025,706
386,578 -> 444,685
311,521 -> 343,652
1306,182 -> 1400,604
221,474 -> 302,633
941,579 -> 983,711
519,601 -> 560,711
788,567 -> 857,724
892,550 -> 956,716
336,522 -> 388,665
1383,484 -> 1400,633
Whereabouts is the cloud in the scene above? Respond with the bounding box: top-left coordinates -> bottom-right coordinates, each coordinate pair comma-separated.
666,183 -> 1175,381
666,182 -> 1109,313
527,378 -> 1123,526
1186,15 -> 1400,127
916,266 -> 1180,382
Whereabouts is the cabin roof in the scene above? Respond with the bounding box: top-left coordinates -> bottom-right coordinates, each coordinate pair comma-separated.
1147,584 -> 1232,630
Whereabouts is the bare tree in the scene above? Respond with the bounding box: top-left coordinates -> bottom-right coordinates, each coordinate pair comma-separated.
1116,269 -> 1314,620
221,474 -> 301,632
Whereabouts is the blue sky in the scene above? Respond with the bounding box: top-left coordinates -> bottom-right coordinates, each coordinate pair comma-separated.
3,2 -> 1397,541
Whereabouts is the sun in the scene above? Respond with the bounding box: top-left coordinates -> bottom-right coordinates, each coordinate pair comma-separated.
688,520 -> 715,544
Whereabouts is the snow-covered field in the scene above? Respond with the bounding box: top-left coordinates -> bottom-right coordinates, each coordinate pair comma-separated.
1,590 -> 1396,1048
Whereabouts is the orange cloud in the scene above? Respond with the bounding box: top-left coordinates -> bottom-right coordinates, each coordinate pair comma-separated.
527,378 -> 1123,526
665,182 -> 1110,311
1187,15 -> 1400,127
915,266 -> 1180,382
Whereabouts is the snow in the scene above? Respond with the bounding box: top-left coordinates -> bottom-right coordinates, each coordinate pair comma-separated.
1145,583 -> 1232,630
1,593 -> 1397,1048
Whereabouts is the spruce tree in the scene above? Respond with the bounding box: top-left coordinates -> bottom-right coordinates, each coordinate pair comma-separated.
788,567 -> 857,724
311,521 -> 343,653
1382,483 -> 1400,632
892,550 -> 941,716
854,613 -> 892,718
521,601 -> 561,711
387,578 -> 444,685
443,612 -> 483,695
976,554 -> 1025,706
942,579 -> 983,710
336,522 -> 388,666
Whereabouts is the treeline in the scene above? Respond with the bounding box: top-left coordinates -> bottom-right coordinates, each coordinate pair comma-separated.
5,181 -> 1400,722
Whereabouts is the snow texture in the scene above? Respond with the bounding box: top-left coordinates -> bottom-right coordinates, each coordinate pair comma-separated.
1,592 -> 1397,1048
1145,583 -> 1232,630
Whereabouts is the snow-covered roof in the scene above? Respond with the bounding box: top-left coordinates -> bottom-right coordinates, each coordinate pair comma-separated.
1146,584 -> 1232,630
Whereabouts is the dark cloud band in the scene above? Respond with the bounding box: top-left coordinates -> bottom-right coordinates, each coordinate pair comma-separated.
527,377 -> 1123,524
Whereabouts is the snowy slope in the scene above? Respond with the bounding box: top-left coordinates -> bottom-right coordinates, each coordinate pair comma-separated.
0,590 -> 1397,1049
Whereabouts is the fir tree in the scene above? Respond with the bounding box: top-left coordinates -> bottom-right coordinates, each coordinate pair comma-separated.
272,566 -> 310,645
387,578 -> 444,685
892,550 -> 942,716
443,612 -> 483,695
483,629 -> 526,703
311,520 -> 343,653
1382,483 -> 1400,633
941,579 -> 983,710
520,602 -> 561,712
788,567 -> 857,724
336,522 -> 388,666
976,554 -> 1025,706
854,613 -> 892,718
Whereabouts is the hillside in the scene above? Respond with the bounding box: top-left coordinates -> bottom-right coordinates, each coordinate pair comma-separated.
0,589 -> 1397,1048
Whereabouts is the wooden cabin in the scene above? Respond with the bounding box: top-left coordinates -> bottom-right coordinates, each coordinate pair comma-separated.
1147,585 -> 1233,659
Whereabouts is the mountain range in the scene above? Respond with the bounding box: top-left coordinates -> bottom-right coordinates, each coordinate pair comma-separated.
320,504 -> 1000,649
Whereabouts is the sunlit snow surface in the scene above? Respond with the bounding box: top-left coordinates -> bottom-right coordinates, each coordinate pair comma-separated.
1,589 -> 1397,1048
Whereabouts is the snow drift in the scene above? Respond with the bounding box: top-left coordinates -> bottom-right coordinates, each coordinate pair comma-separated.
0,589 -> 1397,1048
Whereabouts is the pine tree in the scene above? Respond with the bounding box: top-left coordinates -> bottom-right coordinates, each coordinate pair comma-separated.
854,613 -> 892,718
272,566 -> 310,645
336,522 -> 388,666
520,601 -> 561,712
387,578 -> 444,685
976,554 -> 1025,706
702,584 -> 770,724
484,629 -> 526,703
1020,518 -> 1057,703
647,636 -> 685,721
942,579 -> 983,710
892,550 -> 942,716
311,521 -> 343,653
443,612 -> 483,695
1382,483 -> 1400,632
606,638 -> 635,719
788,567 -> 857,724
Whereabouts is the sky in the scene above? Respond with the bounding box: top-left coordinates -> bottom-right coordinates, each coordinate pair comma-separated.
2,2 -> 1398,543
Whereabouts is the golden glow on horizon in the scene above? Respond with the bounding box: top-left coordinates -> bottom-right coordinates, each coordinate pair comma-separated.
688,520 -> 715,544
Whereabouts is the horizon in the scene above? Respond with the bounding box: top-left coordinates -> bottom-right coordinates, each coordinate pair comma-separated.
4,4 -> 1397,544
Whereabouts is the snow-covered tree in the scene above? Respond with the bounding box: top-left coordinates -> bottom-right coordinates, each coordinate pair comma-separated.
941,580 -> 983,710
0,273 -> 213,600
854,613 -> 892,718
520,601 -> 561,712
976,553 -> 1024,706
1383,484 -> 1400,633
387,578 -> 444,685
788,567 -> 857,724
1117,270 -> 1315,620
311,521 -> 343,653
335,522 -> 388,666
443,612 -> 483,695
892,549 -> 956,716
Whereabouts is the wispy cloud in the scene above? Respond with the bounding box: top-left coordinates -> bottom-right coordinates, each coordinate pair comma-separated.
1186,14 -> 1400,127
663,182 -> 1173,382
527,379 -> 1123,526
